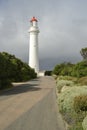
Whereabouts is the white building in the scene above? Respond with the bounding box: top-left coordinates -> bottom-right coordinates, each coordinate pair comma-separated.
28,17 -> 39,74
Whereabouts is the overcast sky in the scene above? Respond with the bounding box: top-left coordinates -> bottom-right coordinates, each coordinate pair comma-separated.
0,0 -> 87,70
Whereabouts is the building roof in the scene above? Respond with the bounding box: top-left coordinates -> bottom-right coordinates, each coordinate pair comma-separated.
30,17 -> 38,22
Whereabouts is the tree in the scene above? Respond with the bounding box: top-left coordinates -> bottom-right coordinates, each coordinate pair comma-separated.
0,52 -> 12,89
52,62 -> 74,76
45,70 -> 52,76
80,47 -> 87,60
52,63 -> 65,75
0,52 -> 37,89
71,60 -> 87,78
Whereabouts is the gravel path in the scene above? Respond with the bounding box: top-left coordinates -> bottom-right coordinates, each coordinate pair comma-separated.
0,76 -> 65,130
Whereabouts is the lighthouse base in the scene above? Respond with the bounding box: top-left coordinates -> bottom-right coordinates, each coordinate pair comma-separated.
38,71 -> 45,77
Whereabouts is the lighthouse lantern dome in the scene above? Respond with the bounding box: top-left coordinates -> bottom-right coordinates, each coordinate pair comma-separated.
30,17 -> 38,22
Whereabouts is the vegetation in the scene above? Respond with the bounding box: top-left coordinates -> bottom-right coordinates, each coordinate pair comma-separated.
82,116 -> 87,130
78,76 -> 87,85
0,52 -> 37,90
74,95 -> 87,113
71,61 -> 87,78
55,76 -> 87,130
54,68 -> 87,130
52,60 -> 87,78
45,70 -> 52,76
57,77 -> 87,130
80,47 -> 87,60
52,47 -> 87,130
52,62 -> 74,76
56,79 -> 74,93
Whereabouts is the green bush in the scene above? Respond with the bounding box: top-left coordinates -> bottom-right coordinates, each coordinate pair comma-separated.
52,63 -> 65,75
0,52 -> 37,90
52,62 -> 74,76
56,79 -> 74,93
58,76 -> 78,83
82,116 -> 87,130
0,79 -> 12,90
74,95 -> 87,113
69,122 -> 83,130
45,70 -> 52,76
53,61 -> 87,78
80,47 -> 87,60
78,77 -> 87,85
71,61 -> 87,78
58,86 -> 87,124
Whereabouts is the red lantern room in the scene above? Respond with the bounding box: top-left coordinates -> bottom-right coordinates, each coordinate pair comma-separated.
30,17 -> 38,22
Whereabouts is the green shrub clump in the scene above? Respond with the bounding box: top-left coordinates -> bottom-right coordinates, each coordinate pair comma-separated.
52,62 -> 74,76
45,70 -> 52,76
58,86 -> 87,125
78,77 -> 87,85
74,95 -> 87,113
82,116 -> 87,130
56,79 -> 74,93
52,61 -> 87,78
58,76 -> 77,82
71,61 -> 87,78
0,52 -> 37,90
69,122 -> 84,130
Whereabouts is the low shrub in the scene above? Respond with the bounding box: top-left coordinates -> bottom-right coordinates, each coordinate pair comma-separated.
56,79 -> 74,93
69,122 -> 83,130
74,95 -> 87,113
71,61 -> 87,78
82,115 -> 87,130
53,60 -> 87,78
78,77 -> 87,85
0,79 -> 12,90
58,86 -> 87,124
52,62 -> 74,76
45,70 -> 52,76
0,52 -> 37,90
58,76 -> 77,81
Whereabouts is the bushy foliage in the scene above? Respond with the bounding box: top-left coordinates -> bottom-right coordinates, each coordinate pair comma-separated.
0,52 -> 13,89
78,77 -> 87,85
74,95 -> 87,113
0,52 -> 37,89
52,63 -> 65,75
58,76 -> 77,83
53,61 -> 87,78
82,116 -> 87,130
52,62 -> 74,76
55,74 -> 87,130
71,61 -> 87,78
58,86 -> 87,124
69,122 -> 84,130
80,47 -> 87,60
56,79 -> 74,93
45,70 -> 52,76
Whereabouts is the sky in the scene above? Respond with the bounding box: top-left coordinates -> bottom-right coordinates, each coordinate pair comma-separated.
0,0 -> 87,70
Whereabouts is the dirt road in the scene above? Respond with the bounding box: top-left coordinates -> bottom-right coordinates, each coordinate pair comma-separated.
0,76 -> 65,130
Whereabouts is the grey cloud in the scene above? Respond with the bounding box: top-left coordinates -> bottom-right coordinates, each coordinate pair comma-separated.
0,0 -> 87,69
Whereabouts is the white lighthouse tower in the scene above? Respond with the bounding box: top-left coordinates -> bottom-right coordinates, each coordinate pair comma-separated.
28,17 -> 39,74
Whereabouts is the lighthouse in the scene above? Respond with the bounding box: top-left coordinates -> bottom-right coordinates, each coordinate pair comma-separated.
28,17 -> 39,74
